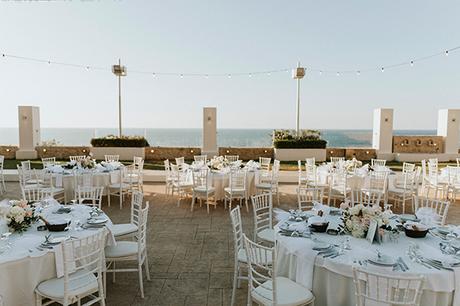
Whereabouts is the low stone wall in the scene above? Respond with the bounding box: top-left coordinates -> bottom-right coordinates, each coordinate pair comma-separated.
393,136 -> 443,154
0,146 -> 18,159
326,148 -> 346,160
218,147 -> 273,161
36,146 -> 90,159
345,148 -> 377,160
145,147 -> 202,161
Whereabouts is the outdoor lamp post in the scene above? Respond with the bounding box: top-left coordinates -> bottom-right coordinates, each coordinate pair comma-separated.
292,62 -> 305,137
112,59 -> 127,137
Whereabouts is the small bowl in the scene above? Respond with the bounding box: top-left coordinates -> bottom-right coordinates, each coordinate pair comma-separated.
404,224 -> 428,238
310,222 -> 329,233
46,221 -> 70,232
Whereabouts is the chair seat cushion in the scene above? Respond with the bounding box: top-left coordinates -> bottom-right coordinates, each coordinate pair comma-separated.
237,248 -> 272,264
256,183 -> 272,189
252,276 -> 314,306
257,228 -> 275,243
105,241 -> 138,258
112,223 -> 138,237
193,186 -> 215,193
36,269 -> 98,300
224,187 -> 246,193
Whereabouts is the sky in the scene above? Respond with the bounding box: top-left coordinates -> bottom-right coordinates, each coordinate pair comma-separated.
0,0 -> 459,130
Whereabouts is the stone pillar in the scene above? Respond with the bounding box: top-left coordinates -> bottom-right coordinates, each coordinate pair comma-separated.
202,107 -> 218,157
437,109 -> 460,155
16,106 -> 40,159
372,108 -> 394,160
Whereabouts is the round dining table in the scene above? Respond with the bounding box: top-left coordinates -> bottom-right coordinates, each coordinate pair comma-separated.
276,212 -> 458,306
0,202 -> 114,306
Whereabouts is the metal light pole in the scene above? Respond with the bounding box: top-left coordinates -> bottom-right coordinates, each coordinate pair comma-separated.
112,59 -> 127,137
292,62 -> 305,136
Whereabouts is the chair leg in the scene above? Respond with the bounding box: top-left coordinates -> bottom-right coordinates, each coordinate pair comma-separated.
145,254 -> 151,281
245,197 -> 249,212
35,293 -> 42,306
191,195 -> 196,212
107,191 -> 111,207
231,262 -> 238,306
112,262 -> 116,283
138,264 -> 145,299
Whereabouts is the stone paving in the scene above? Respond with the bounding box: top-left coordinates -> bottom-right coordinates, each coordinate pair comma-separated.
1,182 -> 460,306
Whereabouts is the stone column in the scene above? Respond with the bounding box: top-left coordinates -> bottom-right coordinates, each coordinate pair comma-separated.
202,107 -> 218,157
16,106 -> 40,159
437,109 -> 460,155
372,108 -> 394,160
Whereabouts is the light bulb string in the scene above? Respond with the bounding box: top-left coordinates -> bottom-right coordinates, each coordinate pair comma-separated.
1,45 -> 459,77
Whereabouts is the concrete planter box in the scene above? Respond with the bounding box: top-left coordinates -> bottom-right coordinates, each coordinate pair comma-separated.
274,148 -> 326,162
90,147 -> 145,161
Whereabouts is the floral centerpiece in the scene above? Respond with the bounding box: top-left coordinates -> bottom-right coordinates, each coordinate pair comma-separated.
1,200 -> 37,233
344,158 -> 363,172
207,156 -> 229,170
80,156 -> 96,169
340,204 -> 391,238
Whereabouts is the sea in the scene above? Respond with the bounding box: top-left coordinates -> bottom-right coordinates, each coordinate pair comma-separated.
0,128 -> 440,148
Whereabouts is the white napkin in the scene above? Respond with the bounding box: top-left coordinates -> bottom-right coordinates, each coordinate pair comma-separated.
312,202 -> 331,216
54,242 -> 76,278
50,165 -> 64,174
55,174 -> 63,188
416,207 -> 441,227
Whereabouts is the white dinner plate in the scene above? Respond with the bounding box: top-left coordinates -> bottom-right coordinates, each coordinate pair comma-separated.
368,255 -> 397,266
312,241 -> 330,250
87,218 -> 108,225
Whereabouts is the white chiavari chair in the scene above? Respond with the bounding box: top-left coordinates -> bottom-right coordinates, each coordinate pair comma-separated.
193,155 -> 207,164
105,203 -> 150,298
164,159 -> 175,195
425,160 -> 447,200
175,157 -> 185,170
104,155 -> 120,162
41,157 -> 56,169
21,186 -> 53,202
171,164 -> 193,207
421,159 -> 428,192
225,155 -> 239,163
243,234 -> 315,306
305,157 -> 315,167
446,165 -> 460,201
371,158 -> 387,168
352,267 -> 424,306
251,192 -> 274,244
37,170 -> 65,202
414,196 -> 449,226
69,155 -> 86,162
224,169 -> 248,211
35,230 -> 107,306
256,160 -> 280,204
402,162 -> 416,173
73,172 -> 94,201
17,161 -> 43,187
112,190 -> 145,238
352,189 -> 383,207
107,167 -> 133,209
191,168 -> 216,213
330,156 -> 345,164
328,170 -> 350,206
298,186 -> 324,211
297,160 -> 308,187
365,170 -> 389,203
389,168 -> 418,214
76,186 -> 104,209
0,156 -> 5,194
259,157 -> 271,172
125,157 -> 144,192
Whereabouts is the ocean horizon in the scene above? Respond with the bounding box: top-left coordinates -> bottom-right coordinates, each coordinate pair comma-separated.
0,128 -> 441,148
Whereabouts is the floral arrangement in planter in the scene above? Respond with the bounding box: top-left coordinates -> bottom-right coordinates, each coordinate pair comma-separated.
0,200 -> 37,233
273,129 -> 327,149
80,156 -> 96,169
91,135 -> 150,147
340,204 -> 391,238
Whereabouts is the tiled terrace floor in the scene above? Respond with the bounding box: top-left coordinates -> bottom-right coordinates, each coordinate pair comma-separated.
2,183 -> 460,306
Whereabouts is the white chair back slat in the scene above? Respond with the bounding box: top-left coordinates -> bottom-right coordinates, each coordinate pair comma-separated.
21,186 -> 53,202
42,157 -> 56,169
371,159 -> 387,168
225,155 -> 239,163
251,192 -> 273,239
353,267 -> 424,306
414,196 -> 449,226
193,155 -> 207,164
77,186 -> 104,208
69,155 -> 86,162
259,157 -> 271,172
305,157 -> 315,167
105,155 -> 120,162
298,187 -> 324,210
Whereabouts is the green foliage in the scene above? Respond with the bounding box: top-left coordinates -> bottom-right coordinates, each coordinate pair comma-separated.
90,135 -> 150,147
273,129 -> 327,148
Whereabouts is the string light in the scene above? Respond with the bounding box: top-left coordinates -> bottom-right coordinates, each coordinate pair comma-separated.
0,44 -> 459,78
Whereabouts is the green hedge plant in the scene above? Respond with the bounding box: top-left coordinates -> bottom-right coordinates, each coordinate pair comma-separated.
273,129 -> 327,149
91,135 -> 150,147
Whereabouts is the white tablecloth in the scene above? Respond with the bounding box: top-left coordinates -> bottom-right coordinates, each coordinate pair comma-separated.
0,204 -> 114,306
276,215 -> 456,306
52,172 -> 114,202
